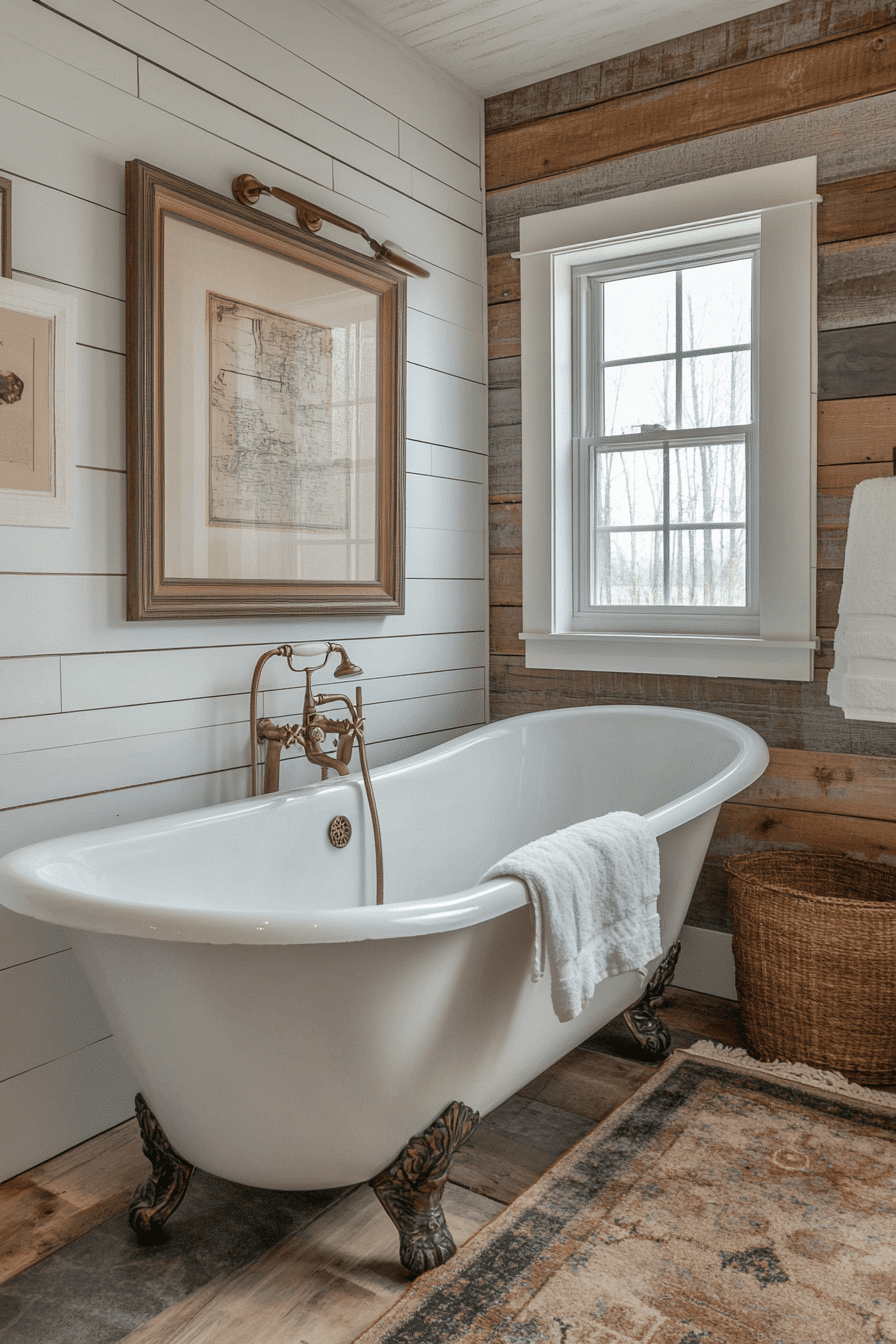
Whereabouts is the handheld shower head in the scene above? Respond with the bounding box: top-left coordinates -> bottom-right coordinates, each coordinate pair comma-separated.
329,643 -> 363,678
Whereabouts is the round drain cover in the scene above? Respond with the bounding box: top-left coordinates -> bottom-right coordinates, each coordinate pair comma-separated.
328,815 -> 352,848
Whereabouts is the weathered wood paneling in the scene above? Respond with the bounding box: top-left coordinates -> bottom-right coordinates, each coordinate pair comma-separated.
488,301 -> 521,360
487,93 -> 896,256
489,499 -> 522,554
817,395 -> 896,463
818,167 -> 896,242
489,655 -> 896,756
485,0 -> 896,133
818,232 -> 896,328
737,746 -> 896,820
818,323 -> 896,399
489,554 -> 522,606
489,423 -> 522,494
487,253 -> 521,303
485,26 -> 896,190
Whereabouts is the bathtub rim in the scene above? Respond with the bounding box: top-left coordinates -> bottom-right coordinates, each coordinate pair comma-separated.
0,705 -> 768,944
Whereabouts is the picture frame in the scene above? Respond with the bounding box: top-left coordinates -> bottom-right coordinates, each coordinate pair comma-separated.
126,160 -> 406,620
0,276 -> 77,528
0,176 -> 10,278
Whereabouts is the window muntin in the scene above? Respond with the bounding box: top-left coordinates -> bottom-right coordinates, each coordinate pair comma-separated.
575,245 -> 757,619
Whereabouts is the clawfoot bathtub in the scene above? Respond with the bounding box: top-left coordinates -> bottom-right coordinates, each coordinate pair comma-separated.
0,706 -> 767,1270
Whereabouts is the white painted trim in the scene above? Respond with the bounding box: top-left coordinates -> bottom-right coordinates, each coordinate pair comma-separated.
520,160 -> 817,681
0,277 -> 77,528
676,925 -> 737,1001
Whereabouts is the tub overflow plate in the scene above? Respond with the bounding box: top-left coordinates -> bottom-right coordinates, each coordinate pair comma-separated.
328,815 -> 352,848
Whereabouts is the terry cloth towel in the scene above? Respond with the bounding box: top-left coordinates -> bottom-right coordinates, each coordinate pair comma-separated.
480,811 -> 662,1023
828,475 -> 896,722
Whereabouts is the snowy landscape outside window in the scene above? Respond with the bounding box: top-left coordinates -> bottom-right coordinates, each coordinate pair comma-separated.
574,244 -> 757,621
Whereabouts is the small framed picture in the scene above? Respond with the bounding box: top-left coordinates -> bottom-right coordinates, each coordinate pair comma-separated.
0,177 -> 10,278
0,277 -> 77,528
126,160 -> 406,620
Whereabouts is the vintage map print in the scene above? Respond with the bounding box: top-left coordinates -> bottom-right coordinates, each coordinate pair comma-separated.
208,292 -> 348,531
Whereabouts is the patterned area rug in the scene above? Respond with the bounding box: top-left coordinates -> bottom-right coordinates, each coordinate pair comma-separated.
355,1046 -> 896,1343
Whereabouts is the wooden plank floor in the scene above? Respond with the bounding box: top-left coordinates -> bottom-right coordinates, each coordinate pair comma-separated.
0,987 -> 820,1344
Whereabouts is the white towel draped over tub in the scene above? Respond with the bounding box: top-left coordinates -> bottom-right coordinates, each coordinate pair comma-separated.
480,811 -> 662,1023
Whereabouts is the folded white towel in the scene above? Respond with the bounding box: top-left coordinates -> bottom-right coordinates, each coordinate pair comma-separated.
480,811 -> 662,1023
828,476 -> 896,722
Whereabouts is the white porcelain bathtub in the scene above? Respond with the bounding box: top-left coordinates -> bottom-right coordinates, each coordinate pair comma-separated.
0,706 -> 767,1190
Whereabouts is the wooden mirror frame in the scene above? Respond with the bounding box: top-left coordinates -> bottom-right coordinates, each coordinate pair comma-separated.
126,160 -> 405,620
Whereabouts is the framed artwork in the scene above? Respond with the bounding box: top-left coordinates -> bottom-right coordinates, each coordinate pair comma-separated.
0,277 -> 77,528
126,160 -> 406,620
0,176 -> 10,278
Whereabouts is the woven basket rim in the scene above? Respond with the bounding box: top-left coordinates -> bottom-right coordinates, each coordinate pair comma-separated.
724,850 -> 896,909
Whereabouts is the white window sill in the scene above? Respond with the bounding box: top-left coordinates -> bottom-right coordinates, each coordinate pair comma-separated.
520,631 -> 817,680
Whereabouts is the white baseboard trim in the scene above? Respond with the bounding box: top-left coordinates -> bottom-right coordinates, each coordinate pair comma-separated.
675,925 -> 737,1001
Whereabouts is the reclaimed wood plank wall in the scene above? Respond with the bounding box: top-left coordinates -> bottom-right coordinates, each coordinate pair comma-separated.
484,0 -> 896,937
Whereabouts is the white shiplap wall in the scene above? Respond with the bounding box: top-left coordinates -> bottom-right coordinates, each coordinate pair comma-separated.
0,0 -> 487,1180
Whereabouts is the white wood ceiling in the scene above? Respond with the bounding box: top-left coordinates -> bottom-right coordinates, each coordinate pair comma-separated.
346,0 -> 774,97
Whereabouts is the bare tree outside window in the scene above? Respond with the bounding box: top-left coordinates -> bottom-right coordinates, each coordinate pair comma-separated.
589,254 -> 752,609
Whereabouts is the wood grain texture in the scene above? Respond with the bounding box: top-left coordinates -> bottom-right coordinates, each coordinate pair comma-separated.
487,92 -> 896,255
489,605 -> 523,655
818,322 -> 896,399
484,0 -> 896,132
517,1049 -> 654,1121
489,498 -> 522,554
487,252 -> 520,303
487,300 -> 520,359
118,1183 -> 503,1344
818,167 -> 896,242
488,384 -> 521,429
733,746 -> 896,822
488,654 -> 896,757
710,799 -> 896,861
489,553 -> 521,605
817,395 -> 896,463
488,423 -> 521,494
485,25 -> 896,190
818,232 -> 896,328
818,459 -> 895,491
0,1119 -> 142,1283
448,1094 -> 594,1203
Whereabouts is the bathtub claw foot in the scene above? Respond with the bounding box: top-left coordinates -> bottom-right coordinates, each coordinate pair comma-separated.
623,941 -> 681,1058
128,1093 -> 195,1242
371,1100 -> 480,1276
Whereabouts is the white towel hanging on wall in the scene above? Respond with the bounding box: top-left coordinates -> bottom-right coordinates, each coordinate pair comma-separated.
827,475 -> 896,723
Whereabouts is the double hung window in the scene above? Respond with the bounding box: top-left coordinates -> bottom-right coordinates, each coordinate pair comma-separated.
575,244 -> 756,629
519,159 -> 817,680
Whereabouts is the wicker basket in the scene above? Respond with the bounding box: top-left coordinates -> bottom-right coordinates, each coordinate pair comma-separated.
725,851 -> 896,1085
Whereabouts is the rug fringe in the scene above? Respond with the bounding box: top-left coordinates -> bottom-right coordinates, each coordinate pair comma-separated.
682,1040 -> 896,1110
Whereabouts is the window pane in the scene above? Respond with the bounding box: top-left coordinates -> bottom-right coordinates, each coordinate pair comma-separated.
669,527 -> 746,606
593,530 -> 664,606
681,350 -> 750,428
593,448 -> 664,527
603,271 -> 675,361
670,442 -> 746,524
682,257 -> 752,351
603,361 -> 675,436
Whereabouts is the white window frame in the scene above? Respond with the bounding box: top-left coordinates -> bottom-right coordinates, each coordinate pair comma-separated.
519,159 -> 818,681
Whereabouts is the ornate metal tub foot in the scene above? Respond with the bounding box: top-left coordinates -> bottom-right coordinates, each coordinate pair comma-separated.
370,1101 -> 480,1276
623,940 -> 681,1058
128,1093 -> 195,1242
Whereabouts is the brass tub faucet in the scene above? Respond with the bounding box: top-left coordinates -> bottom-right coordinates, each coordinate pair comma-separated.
248,642 -> 384,904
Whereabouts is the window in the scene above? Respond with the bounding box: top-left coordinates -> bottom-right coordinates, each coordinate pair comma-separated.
519,159 -> 818,680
